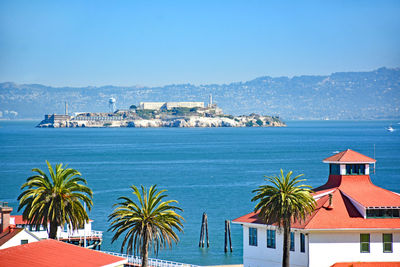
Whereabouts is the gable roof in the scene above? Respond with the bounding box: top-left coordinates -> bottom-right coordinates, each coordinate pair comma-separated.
323,149 -> 376,163
0,227 -> 24,247
0,239 -> 127,267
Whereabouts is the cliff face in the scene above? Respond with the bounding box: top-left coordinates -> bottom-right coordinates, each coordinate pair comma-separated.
37,115 -> 285,128
128,116 -> 285,128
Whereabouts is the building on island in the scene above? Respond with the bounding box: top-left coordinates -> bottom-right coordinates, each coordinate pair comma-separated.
138,101 -> 205,110
0,202 -> 103,250
233,149 -> 400,267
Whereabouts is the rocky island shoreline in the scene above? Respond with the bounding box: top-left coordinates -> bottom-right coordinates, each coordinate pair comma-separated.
37,101 -> 285,128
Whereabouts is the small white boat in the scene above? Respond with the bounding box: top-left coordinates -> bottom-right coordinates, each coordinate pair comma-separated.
387,126 -> 395,132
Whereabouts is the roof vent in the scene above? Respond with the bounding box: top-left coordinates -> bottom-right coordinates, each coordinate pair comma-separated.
326,194 -> 333,210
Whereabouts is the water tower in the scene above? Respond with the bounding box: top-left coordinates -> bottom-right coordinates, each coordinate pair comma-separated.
109,97 -> 116,113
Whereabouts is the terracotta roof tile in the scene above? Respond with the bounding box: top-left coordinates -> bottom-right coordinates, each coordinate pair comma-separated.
0,227 -> 23,247
0,239 -> 127,267
323,149 -> 376,163
233,150 -> 400,230
10,215 -> 25,225
331,262 -> 400,267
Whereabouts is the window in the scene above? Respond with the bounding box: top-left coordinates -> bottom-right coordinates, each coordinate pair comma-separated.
300,233 -> 305,253
345,164 -> 365,175
267,229 -> 276,248
383,234 -> 393,253
249,228 -> 257,246
290,232 -> 295,251
366,209 -> 400,218
329,164 -> 340,175
360,234 -> 370,253
21,239 -> 28,245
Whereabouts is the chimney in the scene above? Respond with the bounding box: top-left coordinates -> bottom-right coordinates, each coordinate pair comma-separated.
327,194 -> 333,210
0,202 -> 13,233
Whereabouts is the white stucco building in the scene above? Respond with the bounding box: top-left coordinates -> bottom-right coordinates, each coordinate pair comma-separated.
233,149 -> 400,267
139,101 -> 205,110
0,202 -> 103,249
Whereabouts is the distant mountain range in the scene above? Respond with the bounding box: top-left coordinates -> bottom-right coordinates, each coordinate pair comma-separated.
1,67 -> 399,120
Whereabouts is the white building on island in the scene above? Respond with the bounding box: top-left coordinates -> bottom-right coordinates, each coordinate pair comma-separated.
233,149 -> 400,267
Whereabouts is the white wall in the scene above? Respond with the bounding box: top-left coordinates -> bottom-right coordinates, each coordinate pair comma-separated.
308,230 -> 400,267
242,224 -> 308,267
0,230 -> 40,249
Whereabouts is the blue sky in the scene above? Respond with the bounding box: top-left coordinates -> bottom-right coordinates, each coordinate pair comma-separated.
0,0 -> 399,87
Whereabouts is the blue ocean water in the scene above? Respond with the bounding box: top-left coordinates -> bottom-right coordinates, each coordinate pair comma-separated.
0,120 -> 399,265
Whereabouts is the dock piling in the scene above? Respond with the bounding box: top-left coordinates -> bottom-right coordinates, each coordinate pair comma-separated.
224,220 -> 232,252
198,212 -> 209,248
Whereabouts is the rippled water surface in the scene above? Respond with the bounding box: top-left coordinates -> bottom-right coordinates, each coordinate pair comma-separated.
0,120 -> 399,265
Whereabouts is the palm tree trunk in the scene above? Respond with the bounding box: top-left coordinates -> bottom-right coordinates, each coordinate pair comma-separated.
49,221 -> 58,239
141,231 -> 149,267
282,221 -> 290,267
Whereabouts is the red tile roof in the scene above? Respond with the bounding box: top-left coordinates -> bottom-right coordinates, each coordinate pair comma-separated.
323,149 -> 376,163
0,227 -> 23,247
233,189 -> 400,229
233,150 -> 400,230
331,262 -> 400,267
11,215 -> 24,225
314,175 -> 400,207
0,239 -> 127,267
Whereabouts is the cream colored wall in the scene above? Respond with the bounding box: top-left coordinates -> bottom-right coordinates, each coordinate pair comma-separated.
308,230 -> 400,267
0,230 -> 40,249
241,224 -> 308,267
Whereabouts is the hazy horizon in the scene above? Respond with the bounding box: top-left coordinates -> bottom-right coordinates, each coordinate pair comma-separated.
1,66 -> 398,88
1,1 -> 399,87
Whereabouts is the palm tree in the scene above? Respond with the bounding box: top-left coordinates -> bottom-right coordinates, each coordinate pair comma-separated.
108,185 -> 184,267
18,161 -> 93,239
251,170 -> 315,267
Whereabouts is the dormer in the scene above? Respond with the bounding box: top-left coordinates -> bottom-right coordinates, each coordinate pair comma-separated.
323,149 -> 376,176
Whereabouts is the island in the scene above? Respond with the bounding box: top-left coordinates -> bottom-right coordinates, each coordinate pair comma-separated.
36,101 -> 286,128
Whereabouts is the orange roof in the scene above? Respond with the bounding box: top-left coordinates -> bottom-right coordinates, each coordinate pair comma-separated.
331,262 -> 400,267
0,239 -> 127,267
233,190 -> 400,230
313,175 -> 400,207
0,227 -> 24,247
233,150 -> 400,230
11,215 -> 25,225
323,149 -> 376,163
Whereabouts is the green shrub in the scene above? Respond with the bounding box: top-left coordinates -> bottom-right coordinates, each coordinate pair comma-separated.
246,121 -> 254,127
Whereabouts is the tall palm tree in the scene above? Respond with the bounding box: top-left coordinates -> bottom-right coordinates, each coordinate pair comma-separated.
108,185 -> 184,267
252,170 -> 315,267
18,161 -> 93,239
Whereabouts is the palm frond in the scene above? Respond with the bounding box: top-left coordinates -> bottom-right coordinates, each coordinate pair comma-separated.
108,185 -> 184,259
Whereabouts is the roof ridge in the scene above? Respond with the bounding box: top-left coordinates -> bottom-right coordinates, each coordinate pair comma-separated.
337,149 -> 350,161
302,191 -> 336,229
337,189 -> 363,217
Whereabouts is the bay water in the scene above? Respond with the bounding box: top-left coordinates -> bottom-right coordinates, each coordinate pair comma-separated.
0,120 -> 399,265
